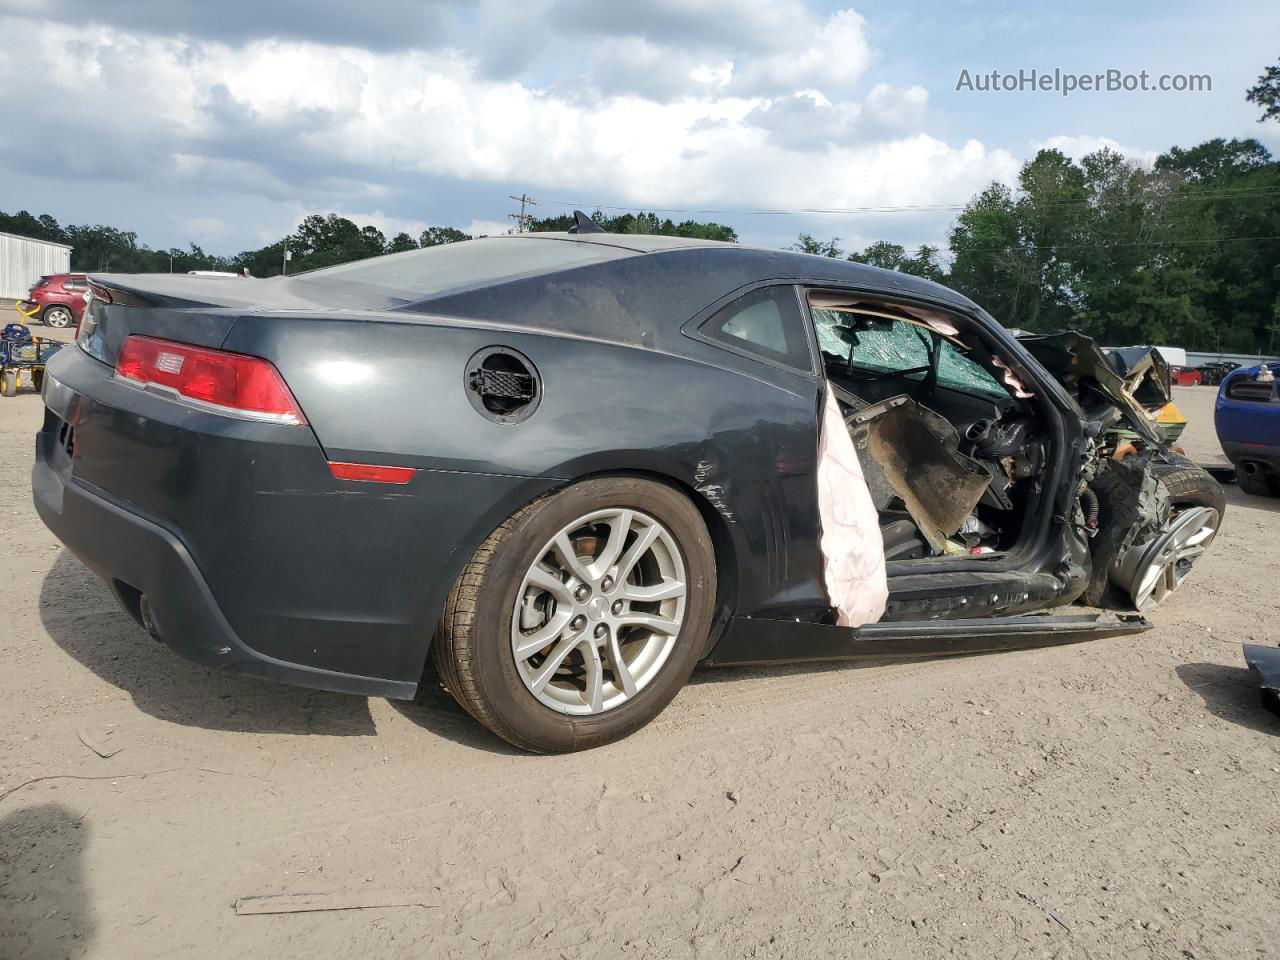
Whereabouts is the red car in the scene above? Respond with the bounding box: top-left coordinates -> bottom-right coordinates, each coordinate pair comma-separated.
17,273 -> 89,329
1170,366 -> 1203,387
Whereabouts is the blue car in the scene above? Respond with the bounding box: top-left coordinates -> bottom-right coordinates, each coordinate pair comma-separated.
1216,362 -> 1280,496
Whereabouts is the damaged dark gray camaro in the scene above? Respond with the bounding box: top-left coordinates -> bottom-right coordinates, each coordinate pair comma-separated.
32,224 -> 1224,751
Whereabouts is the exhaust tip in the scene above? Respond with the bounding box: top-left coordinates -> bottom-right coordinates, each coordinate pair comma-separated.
138,594 -> 163,642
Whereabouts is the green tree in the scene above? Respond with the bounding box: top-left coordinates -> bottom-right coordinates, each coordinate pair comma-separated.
790,233 -> 843,257
526,210 -> 737,242
0,209 -> 67,244
947,182 -> 1025,325
419,226 -> 472,246
1154,138 -> 1271,182
1246,58 -> 1280,123
904,244 -> 947,283
387,232 -> 418,253
1010,149 -> 1087,331
848,240 -> 907,270
847,241 -> 946,282
1153,138 -> 1280,351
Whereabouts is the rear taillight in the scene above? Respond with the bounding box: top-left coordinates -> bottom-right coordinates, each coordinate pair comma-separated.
115,336 -> 306,425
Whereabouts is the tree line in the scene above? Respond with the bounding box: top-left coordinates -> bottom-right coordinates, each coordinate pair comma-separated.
0,207 -> 736,277
797,137 -> 1280,353
3,141 -> 1278,351
0,210 -> 479,278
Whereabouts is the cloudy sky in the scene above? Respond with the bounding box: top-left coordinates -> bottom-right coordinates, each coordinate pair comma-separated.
1,0 -> 1277,256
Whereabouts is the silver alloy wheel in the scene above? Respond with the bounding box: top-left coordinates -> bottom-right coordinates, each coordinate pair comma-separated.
1115,505 -> 1220,611
44,306 -> 72,328
511,508 -> 688,715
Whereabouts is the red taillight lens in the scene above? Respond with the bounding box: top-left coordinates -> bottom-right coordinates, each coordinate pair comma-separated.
115,336 -> 306,424
327,461 -> 416,484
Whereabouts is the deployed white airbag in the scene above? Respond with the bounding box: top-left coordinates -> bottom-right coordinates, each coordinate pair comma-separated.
816,384 -> 889,627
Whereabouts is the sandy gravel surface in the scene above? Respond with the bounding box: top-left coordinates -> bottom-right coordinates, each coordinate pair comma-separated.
0,383 -> 1276,960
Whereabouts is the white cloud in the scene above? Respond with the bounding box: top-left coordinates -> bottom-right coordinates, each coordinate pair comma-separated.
864,83 -> 929,131
735,8 -> 871,95
182,217 -> 228,243
689,62 -> 734,88
0,16 -> 1014,219
0,11 -> 1032,255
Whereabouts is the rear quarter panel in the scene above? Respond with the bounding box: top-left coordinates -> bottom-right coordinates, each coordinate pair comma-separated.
223,314 -> 828,635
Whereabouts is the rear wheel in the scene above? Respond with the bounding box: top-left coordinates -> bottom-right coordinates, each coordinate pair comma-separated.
433,476 -> 716,753
1237,464 -> 1278,498
42,305 -> 73,328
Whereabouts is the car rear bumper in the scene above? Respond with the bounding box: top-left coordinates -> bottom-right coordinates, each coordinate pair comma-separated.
1220,439 -> 1280,471
32,346 -> 558,701
34,444 -> 417,698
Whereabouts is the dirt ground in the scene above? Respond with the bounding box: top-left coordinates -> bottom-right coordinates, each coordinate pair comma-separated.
0,384 -> 1276,960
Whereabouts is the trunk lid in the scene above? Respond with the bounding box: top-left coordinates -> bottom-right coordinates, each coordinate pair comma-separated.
78,273 -> 415,367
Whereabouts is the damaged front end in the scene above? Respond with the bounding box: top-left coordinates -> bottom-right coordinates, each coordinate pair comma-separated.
1019,332 -> 1222,611
822,305 -> 1220,617
1017,332 -> 1172,447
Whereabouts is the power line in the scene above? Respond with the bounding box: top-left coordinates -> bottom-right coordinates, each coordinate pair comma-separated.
531,183 -> 1280,219
796,233 -> 1280,264
508,193 -> 538,232
943,233 -> 1280,255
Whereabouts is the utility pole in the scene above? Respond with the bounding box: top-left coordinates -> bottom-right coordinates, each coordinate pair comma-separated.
508,193 -> 537,233
282,247 -> 292,276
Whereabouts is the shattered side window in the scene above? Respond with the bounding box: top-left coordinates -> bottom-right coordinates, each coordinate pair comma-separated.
813,309 -> 930,372
936,344 -> 1008,398
813,308 -> 853,357
814,307 -> 1008,398
848,321 -> 932,372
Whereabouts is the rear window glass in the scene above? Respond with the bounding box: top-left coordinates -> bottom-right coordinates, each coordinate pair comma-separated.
295,237 -> 631,301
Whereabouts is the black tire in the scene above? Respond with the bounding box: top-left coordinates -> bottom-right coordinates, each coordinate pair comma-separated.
1237,466 -> 1278,498
42,305 -> 73,328
1,371 -> 16,398
1153,455 -> 1227,517
1084,454 -> 1225,607
32,370 -> 44,395
433,476 -> 716,753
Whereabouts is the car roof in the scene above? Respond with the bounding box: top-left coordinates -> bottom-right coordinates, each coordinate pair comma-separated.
513,232 -> 972,308
518,231 -> 730,253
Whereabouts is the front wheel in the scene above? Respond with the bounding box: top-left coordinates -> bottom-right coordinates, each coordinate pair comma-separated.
1114,458 -> 1225,610
433,477 -> 716,753
1,371 -> 16,397
42,305 -> 73,328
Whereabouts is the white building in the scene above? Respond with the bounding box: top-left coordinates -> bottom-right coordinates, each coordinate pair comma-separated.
0,231 -> 72,299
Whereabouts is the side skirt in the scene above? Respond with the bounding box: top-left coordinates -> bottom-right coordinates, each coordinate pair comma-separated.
702,612 -> 1150,667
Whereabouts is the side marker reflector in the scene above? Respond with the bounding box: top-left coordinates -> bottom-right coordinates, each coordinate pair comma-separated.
327,461 -> 416,484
